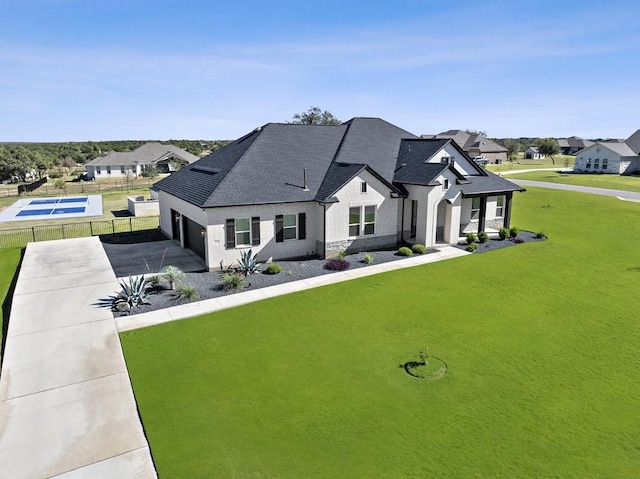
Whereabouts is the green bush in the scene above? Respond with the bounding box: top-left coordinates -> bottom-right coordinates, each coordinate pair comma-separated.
477,231 -> 489,244
509,226 -> 520,239
466,242 -> 478,252
337,250 -> 347,259
466,232 -> 477,245
535,231 -> 547,239
363,253 -> 374,264
411,244 -> 427,255
265,263 -> 282,275
498,227 -> 509,240
174,283 -> 198,301
48,172 -> 63,179
398,246 -> 413,256
219,272 -> 244,290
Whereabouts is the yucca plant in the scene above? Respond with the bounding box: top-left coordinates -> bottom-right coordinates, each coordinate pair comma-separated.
174,283 -> 198,301
237,249 -> 260,276
112,275 -> 151,311
160,265 -> 185,290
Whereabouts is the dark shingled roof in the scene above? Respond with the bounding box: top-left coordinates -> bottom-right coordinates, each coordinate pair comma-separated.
459,171 -> 526,196
154,117 -> 523,208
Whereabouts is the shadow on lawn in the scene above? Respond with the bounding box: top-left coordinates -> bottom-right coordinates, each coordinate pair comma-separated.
1,248 -> 25,369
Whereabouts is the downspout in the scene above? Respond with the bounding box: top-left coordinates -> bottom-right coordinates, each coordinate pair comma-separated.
322,202 -> 327,259
400,198 -> 405,244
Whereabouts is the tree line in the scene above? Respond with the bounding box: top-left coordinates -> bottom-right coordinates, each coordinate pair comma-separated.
0,140 -> 228,182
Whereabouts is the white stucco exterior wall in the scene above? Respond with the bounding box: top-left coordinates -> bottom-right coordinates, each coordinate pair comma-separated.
424,144 -> 479,176
574,145 -> 621,174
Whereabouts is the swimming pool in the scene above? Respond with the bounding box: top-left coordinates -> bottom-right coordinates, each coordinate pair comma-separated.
0,195 -> 103,222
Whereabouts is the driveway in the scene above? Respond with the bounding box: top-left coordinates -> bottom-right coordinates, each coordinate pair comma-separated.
511,179 -> 640,202
102,239 -> 206,277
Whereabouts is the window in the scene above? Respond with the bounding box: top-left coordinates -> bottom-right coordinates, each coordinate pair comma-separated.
283,214 -> 297,240
471,197 -> 480,221
496,196 -> 504,217
586,158 -> 592,169
235,218 -> 251,246
349,207 -> 360,236
443,179 -> 449,190
361,181 -> 367,193
120,166 -> 125,174
106,166 -> 111,174
226,217 -> 260,249
96,166 -> 101,175
131,165 -> 136,173
440,156 -> 454,165
602,159 -> 608,170
410,200 -> 417,238
594,158 -> 600,169
364,205 -> 376,235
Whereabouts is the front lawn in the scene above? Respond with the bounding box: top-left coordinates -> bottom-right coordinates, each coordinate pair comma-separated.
507,170 -> 640,193
486,154 -> 575,172
121,187 -> 640,477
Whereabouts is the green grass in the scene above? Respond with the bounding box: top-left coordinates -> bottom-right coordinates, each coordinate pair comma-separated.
0,248 -> 23,360
508,170 -> 640,193
486,154 -> 575,172
120,188 -> 640,477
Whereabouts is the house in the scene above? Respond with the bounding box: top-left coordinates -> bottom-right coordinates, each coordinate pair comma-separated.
573,130 -> 640,175
85,142 -> 198,179
523,147 -> 545,160
555,137 -> 593,155
422,130 -> 508,164
153,118 -> 524,269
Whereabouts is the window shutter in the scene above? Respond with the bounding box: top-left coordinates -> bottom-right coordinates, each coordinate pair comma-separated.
275,215 -> 284,243
251,217 -> 260,246
298,212 -> 306,240
225,219 -> 235,249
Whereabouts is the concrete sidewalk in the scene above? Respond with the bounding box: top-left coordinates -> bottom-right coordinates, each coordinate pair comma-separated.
116,245 -> 470,332
0,237 -> 156,479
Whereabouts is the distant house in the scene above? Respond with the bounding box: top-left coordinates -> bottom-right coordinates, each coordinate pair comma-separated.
153,118 -> 524,269
523,147 -> 545,160
423,130 -> 508,164
85,143 -> 199,179
555,137 -> 593,155
573,130 -> 640,175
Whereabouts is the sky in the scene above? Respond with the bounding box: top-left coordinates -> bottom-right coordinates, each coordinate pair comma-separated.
1,0 -> 639,142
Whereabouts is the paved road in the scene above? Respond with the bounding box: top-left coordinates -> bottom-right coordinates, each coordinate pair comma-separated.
0,237 -> 156,478
497,167 -> 571,175
511,179 -> 640,202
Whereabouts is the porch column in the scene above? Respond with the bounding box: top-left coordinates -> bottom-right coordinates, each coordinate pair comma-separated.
477,196 -> 487,233
503,192 -> 513,228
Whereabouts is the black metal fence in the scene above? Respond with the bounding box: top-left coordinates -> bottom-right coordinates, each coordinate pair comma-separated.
0,216 -> 160,248
17,177 -> 47,195
0,178 -> 155,198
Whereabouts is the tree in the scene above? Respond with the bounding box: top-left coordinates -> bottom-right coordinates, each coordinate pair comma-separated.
464,129 -> 487,138
53,177 -> 68,195
290,107 -> 341,125
535,138 -> 560,164
503,139 -> 521,163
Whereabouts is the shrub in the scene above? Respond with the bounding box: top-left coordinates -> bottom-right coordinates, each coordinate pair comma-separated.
147,274 -> 161,287
498,227 -> 509,240
509,226 -> 520,239
265,263 -> 282,275
48,172 -> 63,179
466,232 -> 477,245
477,231 -> 489,244
363,253 -> 374,264
466,242 -> 478,252
112,275 -> 151,311
535,231 -> 547,239
174,283 -> 198,301
513,237 -> 525,244
325,259 -> 350,271
219,272 -> 244,290
237,249 -> 260,276
411,244 -> 427,255
398,246 -> 413,256
336,250 -> 347,259
160,265 -> 185,290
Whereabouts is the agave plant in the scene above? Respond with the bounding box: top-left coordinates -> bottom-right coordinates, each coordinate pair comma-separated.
160,265 -> 185,290
237,249 -> 261,276
112,275 -> 151,311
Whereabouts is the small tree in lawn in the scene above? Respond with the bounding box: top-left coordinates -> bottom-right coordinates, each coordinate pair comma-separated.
535,138 -> 560,165
54,177 -> 68,195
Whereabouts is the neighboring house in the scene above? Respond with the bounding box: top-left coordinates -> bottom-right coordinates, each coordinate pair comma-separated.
422,130 -> 508,164
153,118 -> 524,269
85,143 -> 199,179
556,137 -> 594,155
573,130 -> 640,175
523,147 -> 545,160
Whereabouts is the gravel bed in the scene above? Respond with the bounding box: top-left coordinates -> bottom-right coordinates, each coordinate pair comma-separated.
116,233 -> 545,317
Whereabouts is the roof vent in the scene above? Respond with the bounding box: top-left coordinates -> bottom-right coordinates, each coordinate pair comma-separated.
192,166 -> 221,175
